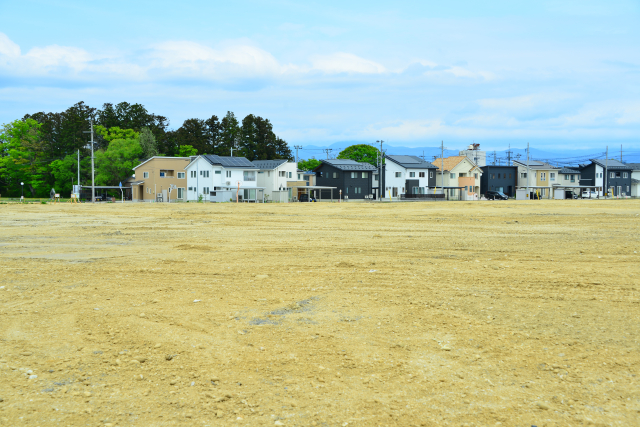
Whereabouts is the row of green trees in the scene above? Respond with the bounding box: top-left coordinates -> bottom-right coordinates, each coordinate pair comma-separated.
0,102 -> 293,197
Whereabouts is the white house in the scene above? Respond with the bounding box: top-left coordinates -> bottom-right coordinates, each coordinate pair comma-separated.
383,155 -> 438,198
184,155 -> 260,202
629,163 -> 640,197
252,159 -> 297,202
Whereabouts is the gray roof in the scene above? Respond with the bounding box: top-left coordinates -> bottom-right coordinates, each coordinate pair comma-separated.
559,167 -> 580,174
589,158 -> 632,169
252,159 -> 287,170
385,155 -> 438,169
513,160 -> 559,169
202,154 -> 257,168
632,178 -> 640,184
321,159 -> 377,171
625,163 -> 640,170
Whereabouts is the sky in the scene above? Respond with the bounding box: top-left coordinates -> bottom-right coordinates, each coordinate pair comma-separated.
0,0 -> 639,153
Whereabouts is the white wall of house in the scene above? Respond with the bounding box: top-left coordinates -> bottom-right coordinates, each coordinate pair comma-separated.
185,156 -> 257,201
384,161 -> 435,196
257,162 -> 297,201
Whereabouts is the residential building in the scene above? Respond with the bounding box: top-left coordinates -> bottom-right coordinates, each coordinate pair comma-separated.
432,156 -> 482,200
313,159 -> 377,200
626,163 -> 640,197
382,155 -> 438,198
479,165 -> 517,197
131,157 -> 191,202
579,159 -> 632,197
253,159 -> 297,202
513,160 -> 561,199
185,155 -> 260,202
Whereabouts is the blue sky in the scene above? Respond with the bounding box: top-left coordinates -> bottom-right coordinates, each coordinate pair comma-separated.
1,0 -> 639,152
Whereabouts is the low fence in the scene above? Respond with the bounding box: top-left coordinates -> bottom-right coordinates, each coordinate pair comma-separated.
401,193 -> 446,200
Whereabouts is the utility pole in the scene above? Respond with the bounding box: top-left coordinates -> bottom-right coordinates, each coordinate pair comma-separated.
82,118 -> 96,203
506,143 -> 512,165
526,142 -> 530,198
294,145 -> 302,164
605,146 -> 608,197
420,151 -> 425,161
621,144 -> 622,162
77,149 -> 80,191
493,151 -> 497,165
438,141 -> 445,195
323,148 -> 332,159
376,140 -> 384,201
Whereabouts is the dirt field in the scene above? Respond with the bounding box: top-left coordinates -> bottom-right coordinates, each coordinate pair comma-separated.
0,200 -> 639,426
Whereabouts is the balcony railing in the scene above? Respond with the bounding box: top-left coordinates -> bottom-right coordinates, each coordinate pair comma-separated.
243,176 -> 256,181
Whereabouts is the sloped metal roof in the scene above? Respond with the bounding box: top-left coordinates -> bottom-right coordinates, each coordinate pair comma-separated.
252,159 -> 288,169
385,155 -> 438,169
202,154 -> 257,168
321,159 -> 377,171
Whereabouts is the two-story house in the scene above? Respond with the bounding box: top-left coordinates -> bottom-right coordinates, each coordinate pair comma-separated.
627,163 -> 640,197
432,156 -> 482,200
185,155 -> 260,202
313,159 -> 377,200
131,156 -> 192,202
513,160 -> 561,199
382,155 -> 438,198
253,159 -> 297,202
479,165 -> 517,197
579,159 -> 632,197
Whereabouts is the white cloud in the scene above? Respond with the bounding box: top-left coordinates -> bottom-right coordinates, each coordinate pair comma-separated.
310,52 -> 386,74
0,33 -> 20,57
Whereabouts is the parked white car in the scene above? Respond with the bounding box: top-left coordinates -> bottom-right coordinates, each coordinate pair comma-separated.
582,190 -> 595,199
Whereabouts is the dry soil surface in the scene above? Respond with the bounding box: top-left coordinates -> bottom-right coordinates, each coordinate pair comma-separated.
0,200 -> 639,427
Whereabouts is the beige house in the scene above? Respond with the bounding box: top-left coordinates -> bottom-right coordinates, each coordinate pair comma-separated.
131,157 -> 192,202
432,156 -> 482,200
513,160 -> 561,199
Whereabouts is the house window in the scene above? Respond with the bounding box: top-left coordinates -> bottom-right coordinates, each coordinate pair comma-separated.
160,171 -> 166,177
521,173 -> 527,178
509,174 -> 512,179
616,172 -> 621,177
419,172 -> 425,178
215,170 -> 221,174
362,172 -> 368,178
450,173 -> 455,179
177,188 -> 184,199
243,171 -> 256,181
623,172 -> 629,178
540,172 -> 546,181
188,187 -> 193,191
373,174 -> 378,181
279,171 -> 286,177
459,173 -> 465,177
570,175 -> 575,183
226,171 -> 232,178
550,173 -> 555,181
395,172 -> 401,178
202,187 -> 209,194
298,174 -> 301,180
610,172 -> 615,178
177,172 -> 185,179
304,175 -> 309,181
355,187 -> 362,194
409,172 -> 415,178
474,173 -> 478,179
190,171 -> 196,178
430,172 -> 433,178
143,172 -> 149,179
333,172 -> 338,178
492,174 -> 495,179
289,172 -> 292,178
351,172 -> 357,178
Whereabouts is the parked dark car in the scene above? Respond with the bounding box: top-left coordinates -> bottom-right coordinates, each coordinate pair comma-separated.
299,194 -> 309,202
486,190 -> 508,200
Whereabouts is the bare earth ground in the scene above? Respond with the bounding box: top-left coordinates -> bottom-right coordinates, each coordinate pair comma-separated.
0,200 -> 639,427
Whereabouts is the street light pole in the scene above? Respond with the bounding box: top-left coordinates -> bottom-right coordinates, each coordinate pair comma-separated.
376,140 -> 383,201
21,182 -> 24,201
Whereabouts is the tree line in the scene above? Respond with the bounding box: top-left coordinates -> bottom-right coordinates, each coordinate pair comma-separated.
0,101 -> 293,197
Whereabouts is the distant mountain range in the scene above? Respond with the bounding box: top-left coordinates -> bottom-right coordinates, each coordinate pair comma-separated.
295,141 -> 615,167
